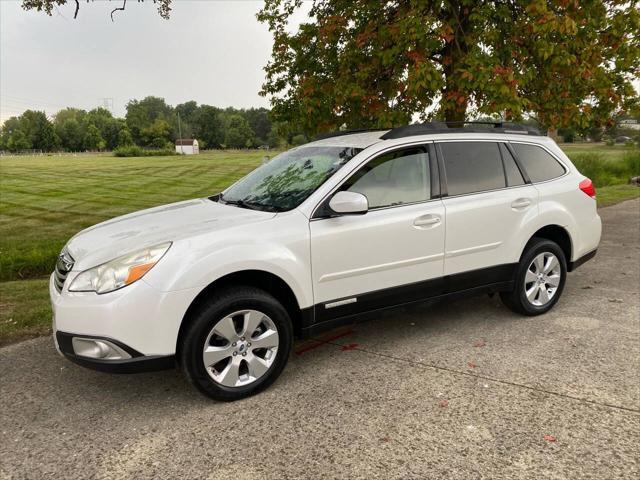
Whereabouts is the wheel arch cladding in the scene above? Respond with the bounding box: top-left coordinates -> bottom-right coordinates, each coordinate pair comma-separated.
176,270 -> 303,357
526,225 -> 572,267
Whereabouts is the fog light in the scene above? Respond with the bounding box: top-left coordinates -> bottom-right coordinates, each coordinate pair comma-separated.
72,338 -> 131,360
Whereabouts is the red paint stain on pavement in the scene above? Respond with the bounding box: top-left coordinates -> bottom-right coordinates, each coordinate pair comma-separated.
468,362 -> 477,369
439,399 -> 449,408
294,329 -> 355,356
544,435 -> 557,442
341,343 -> 359,351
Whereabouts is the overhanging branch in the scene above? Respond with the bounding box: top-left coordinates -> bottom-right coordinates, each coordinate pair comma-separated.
110,0 -> 126,22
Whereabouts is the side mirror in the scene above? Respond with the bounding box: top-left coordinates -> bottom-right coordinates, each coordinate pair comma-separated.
329,191 -> 368,215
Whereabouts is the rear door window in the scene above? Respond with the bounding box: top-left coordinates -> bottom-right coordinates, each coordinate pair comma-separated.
439,142 -> 505,196
511,143 -> 566,182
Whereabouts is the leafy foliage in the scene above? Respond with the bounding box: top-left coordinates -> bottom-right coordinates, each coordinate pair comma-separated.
257,0 -> 640,135
1,98 -> 286,152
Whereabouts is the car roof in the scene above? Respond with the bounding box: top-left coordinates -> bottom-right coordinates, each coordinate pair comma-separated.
305,129 -> 549,150
305,131 -> 389,149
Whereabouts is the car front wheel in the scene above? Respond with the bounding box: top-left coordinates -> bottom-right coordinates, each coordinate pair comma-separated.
500,238 -> 567,316
180,287 -> 293,401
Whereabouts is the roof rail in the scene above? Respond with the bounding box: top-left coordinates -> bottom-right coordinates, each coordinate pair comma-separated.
380,121 -> 541,140
314,128 -> 389,141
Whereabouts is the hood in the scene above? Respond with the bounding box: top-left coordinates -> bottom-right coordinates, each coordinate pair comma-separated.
67,198 -> 276,270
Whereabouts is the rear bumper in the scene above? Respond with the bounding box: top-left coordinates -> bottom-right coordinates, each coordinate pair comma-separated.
568,249 -> 597,272
56,331 -> 175,374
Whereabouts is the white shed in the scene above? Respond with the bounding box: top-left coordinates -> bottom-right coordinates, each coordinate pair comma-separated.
175,139 -> 199,155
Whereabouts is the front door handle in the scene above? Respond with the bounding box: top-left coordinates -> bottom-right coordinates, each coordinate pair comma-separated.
511,198 -> 532,210
413,214 -> 441,227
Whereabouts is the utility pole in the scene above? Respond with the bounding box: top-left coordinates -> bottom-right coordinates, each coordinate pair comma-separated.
177,112 -> 183,155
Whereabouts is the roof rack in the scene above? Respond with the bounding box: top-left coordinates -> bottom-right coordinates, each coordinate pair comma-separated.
380,121 -> 541,140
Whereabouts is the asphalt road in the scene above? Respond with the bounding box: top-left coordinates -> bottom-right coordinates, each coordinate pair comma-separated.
1,199 -> 638,479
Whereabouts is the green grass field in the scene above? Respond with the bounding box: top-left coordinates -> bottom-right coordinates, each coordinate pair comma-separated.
0,150 -> 267,282
0,146 -> 638,345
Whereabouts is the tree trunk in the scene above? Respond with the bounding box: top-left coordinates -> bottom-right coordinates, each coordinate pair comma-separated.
438,2 -> 470,125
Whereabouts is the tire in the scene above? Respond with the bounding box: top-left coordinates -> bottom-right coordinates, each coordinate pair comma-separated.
179,286 -> 293,401
500,238 -> 567,316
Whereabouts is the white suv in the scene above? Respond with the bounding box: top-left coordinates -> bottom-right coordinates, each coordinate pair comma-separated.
50,123 -> 601,401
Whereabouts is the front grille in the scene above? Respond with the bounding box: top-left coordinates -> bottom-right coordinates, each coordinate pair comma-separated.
54,248 -> 75,293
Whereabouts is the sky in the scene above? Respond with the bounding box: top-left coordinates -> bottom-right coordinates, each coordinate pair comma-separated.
0,0 -> 311,122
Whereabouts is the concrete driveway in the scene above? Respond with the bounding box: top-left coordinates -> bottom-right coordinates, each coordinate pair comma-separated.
1,199 -> 638,479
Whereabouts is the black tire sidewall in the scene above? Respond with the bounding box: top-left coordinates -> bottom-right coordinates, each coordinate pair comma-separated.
180,288 -> 293,401
515,239 -> 567,315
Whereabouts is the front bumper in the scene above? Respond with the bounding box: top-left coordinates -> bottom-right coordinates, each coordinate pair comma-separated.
50,272 -> 201,361
56,331 -> 175,373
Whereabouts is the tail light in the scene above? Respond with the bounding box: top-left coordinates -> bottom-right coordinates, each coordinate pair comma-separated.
579,178 -> 596,198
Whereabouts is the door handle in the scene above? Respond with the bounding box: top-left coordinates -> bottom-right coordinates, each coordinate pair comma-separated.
511,198 -> 532,209
413,214 -> 441,227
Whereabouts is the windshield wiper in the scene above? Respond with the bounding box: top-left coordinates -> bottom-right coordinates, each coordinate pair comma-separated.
217,193 -> 266,211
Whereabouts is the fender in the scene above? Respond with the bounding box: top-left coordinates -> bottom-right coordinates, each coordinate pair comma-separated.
143,239 -> 313,310
519,202 -> 576,261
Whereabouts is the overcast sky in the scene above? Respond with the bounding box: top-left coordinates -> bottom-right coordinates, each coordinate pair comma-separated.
0,0 -> 310,122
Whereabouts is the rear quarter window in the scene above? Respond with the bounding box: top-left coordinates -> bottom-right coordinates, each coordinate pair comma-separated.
511,143 -> 566,183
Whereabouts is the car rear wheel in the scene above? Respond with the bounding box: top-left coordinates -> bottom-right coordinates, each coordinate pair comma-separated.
500,238 -> 567,316
180,287 -> 293,401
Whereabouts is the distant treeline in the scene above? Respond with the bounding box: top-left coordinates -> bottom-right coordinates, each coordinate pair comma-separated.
0,96 -> 309,152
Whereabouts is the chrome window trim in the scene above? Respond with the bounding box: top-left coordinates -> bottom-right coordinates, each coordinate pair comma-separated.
439,181 -> 535,201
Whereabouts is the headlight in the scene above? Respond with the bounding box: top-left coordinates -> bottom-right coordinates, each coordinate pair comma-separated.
68,242 -> 171,294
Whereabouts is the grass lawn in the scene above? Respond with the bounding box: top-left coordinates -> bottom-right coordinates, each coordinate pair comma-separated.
0,145 -> 638,346
0,278 -> 50,346
0,150 -> 267,282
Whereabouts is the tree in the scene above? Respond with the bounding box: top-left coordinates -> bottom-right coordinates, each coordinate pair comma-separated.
86,107 -> 121,149
175,101 -> 199,138
290,134 -> 307,146
17,110 -> 58,150
141,118 -> 172,148
54,108 -> 87,150
58,118 -> 84,151
126,96 -> 175,144
258,0 -> 640,135
117,127 -> 134,147
84,124 -> 106,150
22,0 -> 172,20
7,130 -> 31,152
224,114 -> 254,149
194,105 -> 224,148
243,108 -> 272,143
1,111 -> 59,152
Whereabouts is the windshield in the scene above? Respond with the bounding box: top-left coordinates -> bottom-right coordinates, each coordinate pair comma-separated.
219,146 -> 362,212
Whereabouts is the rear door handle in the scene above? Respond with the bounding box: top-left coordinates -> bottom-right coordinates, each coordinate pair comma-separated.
511,198 -> 532,210
413,214 -> 441,227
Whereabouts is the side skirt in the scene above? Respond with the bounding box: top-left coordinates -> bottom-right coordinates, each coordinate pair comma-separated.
300,263 -> 516,338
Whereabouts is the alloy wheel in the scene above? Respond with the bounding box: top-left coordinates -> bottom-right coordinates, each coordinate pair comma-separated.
202,309 -> 279,387
524,252 -> 562,307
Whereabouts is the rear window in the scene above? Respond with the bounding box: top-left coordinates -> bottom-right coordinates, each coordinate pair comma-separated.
440,142 -> 505,196
511,143 -> 566,183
